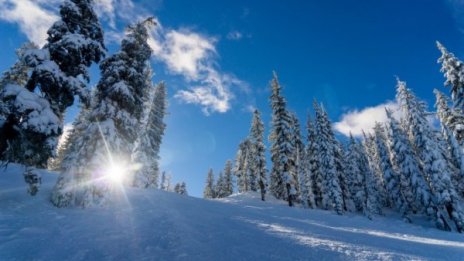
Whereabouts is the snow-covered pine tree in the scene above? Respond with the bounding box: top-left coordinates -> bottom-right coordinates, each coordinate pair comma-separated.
215,171 -> 225,198
132,81 -> 167,188
179,181 -> 188,196
385,109 -> 426,217
373,123 -> 408,215
361,132 -> 383,216
204,168 -> 215,199
289,113 -> 303,200
435,89 -> 464,197
22,0 -> 106,167
364,131 -> 388,209
51,18 -> 155,207
334,140 -> 355,212
249,109 -> 267,201
306,113 -> 321,208
175,182 -> 188,195
234,140 -> 250,193
0,43 -> 60,168
223,160 -> 234,197
396,79 -> 464,232
344,134 -> 366,212
269,72 -> 296,206
437,42 -> 464,146
358,136 -> 382,219
313,101 -> 343,214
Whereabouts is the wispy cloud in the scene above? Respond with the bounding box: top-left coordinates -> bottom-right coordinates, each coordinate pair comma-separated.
0,0 -> 59,46
446,0 -> 464,33
334,101 -> 401,137
0,0 -> 248,115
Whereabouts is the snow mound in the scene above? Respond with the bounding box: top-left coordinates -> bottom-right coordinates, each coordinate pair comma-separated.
1,165 -> 464,260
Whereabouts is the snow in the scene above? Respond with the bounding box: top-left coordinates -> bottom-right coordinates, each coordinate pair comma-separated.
1,165 -> 464,260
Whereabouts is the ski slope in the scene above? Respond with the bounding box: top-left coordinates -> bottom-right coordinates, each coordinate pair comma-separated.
1,165 -> 463,261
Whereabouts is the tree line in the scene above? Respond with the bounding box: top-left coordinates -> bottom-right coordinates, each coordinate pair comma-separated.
204,43 -> 464,232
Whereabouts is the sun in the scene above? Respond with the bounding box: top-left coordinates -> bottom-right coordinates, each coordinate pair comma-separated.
105,163 -> 126,184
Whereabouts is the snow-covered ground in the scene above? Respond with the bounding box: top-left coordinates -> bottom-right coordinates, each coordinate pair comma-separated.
1,165 -> 463,260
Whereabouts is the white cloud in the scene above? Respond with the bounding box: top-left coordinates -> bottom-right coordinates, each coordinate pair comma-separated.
148,26 -> 246,114
0,0 -> 247,115
227,31 -> 243,40
0,0 -> 59,46
334,101 -> 401,137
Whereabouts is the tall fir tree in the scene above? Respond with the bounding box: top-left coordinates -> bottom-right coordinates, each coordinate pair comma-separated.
373,123 -> 409,217
249,109 -> 267,201
269,72 -> 296,206
204,168 -> 215,199
51,18 -> 154,207
362,132 -> 383,217
313,101 -> 343,214
289,113 -> 303,200
306,113 -> 322,208
132,81 -> 167,188
215,171 -> 225,198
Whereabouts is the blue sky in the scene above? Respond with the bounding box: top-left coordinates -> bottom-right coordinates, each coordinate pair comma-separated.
1,0 -> 463,197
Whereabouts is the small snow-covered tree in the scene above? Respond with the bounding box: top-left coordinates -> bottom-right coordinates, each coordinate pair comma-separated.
249,109 -> 267,201
269,72 -> 296,206
204,168 -> 215,199
362,132 -> 383,217
175,182 -> 188,195
51,18 -> 154,207
215,172 -> 225,198
223,160 -> 234,197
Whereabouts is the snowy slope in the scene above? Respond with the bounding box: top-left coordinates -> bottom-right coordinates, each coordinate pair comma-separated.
1,165 -> 464,261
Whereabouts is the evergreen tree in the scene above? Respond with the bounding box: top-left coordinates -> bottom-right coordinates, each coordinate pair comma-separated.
396,79 -> 464,232
51,19 -> 154,207
175,182 -> 188,195
215,171 -> 225,198
204,168 -> 215,199
132,81 -> 167,188
269,72 -> 296,206
373,123 -> 408,216
0,43 -> 60,169
437,42 -> 464,111
357,138 -> 379,219
234,140 -> 250,193
249,109 -> 267,201
313,101 -> 343,214
435,89 -> 464,197
362,132 -> 383,216
290,113 -> 303,200
386,109 -> 426,216
160,171 -> 169,191
364,132 -> 388,209
223,160 -> 234,197
335,140 -> 355,212
297,115 -> 315,208
306,113 -> 322,208
344,134 -> 366,212
437,42 -> 464,146
21,0 -> 106,167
